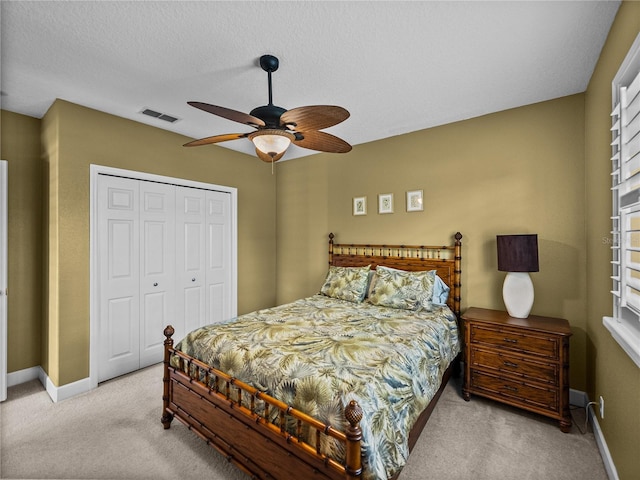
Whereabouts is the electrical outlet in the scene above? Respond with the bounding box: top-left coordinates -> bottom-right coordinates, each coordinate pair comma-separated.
599,396 -> 605,419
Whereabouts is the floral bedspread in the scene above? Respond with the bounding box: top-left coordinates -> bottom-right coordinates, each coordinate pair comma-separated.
173,294 -> 460,480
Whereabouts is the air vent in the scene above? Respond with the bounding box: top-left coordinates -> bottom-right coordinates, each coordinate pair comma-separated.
141,108 -> 179,123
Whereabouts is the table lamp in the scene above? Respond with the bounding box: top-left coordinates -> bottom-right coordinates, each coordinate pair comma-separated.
497,234 -> 539,318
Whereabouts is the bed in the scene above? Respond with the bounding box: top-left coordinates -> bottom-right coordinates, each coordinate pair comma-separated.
162,232 -> 463,480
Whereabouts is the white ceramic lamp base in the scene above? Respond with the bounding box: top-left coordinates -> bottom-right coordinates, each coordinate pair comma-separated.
502,272 -> 534,318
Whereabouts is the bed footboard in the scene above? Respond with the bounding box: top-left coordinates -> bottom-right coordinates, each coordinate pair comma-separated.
162,326 -> 363,480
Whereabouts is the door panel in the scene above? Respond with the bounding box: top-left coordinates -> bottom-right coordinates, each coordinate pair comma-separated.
107,297 -> 137,360
98,176 -> 140,382
0,161 -> 7,401
206,191 -> 231,323
208,283 -> 225,325
176,188 -> 206,336
139,182 -> 175,368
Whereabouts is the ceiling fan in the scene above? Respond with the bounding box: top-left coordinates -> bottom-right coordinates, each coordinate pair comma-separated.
183,54 -> 352,162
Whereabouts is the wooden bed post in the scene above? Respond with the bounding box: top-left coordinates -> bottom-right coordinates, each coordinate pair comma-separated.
328,232 -> 335,266
452,232 -> 464,379
161,325 -> 175,429
453,232 -> 463,319
344,400 -> 363,479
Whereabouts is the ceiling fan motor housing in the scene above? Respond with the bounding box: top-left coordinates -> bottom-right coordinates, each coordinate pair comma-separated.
250,104 -> 287,129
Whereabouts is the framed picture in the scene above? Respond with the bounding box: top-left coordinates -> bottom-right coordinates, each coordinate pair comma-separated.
378,193 -> 394,214
353,196 -> 367,216
406,190 -> 424,212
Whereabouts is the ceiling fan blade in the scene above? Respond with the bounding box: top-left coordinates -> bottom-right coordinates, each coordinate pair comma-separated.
187,102 -> 266,128
255,148 -> 285,163
183,133 -> 248,147
293,130 -> 352,154
281,105 -> 350,131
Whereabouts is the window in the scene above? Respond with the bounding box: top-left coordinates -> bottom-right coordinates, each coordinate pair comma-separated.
606,33 -> 640,369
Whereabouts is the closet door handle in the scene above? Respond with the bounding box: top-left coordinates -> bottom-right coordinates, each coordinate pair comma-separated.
192,278 -> 196,282
153,282 -> 158,287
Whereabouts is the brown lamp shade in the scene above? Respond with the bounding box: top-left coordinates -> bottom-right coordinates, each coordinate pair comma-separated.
497,234 -> 539,272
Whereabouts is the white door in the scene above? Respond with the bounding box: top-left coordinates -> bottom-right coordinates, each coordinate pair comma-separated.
139,182 -> 175,368
0,161 -> 7,401
175,188 -> 232,334
97,175 -> 141,382
93,168 -> 235,384
175,187 -> 206,339
206,190 -> 232,324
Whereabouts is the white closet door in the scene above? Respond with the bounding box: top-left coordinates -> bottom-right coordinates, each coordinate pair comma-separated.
97,176 -> 141,382
206,191 -> 232,324
94,168 -> 235,384
139,182 -> 176,368
0,161 -> 7,402
175,187 -> 206,339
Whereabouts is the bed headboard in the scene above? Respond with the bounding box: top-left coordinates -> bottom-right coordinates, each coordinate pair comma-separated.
328,232 -> 463,318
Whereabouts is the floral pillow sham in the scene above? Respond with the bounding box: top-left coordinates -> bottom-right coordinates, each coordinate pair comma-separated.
320,264 -> 371,303
367,265 -> 436,311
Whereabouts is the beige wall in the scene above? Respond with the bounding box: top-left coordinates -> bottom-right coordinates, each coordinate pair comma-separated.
0,110 -> 43,372
278,94 -> 588,390
585,2 -> 640,479
39,100 -> 277,385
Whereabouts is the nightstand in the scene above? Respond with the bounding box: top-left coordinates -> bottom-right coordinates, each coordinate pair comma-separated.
461,307 -> 572,432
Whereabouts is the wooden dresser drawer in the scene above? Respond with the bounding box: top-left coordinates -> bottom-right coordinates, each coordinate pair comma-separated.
469,347 -> 557,385
470,370 -> 558,412
470,324 -> 558,359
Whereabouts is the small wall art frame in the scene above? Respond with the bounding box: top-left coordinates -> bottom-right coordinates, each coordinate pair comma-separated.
353,196 -> 367,216
378,193 -> 394,214
406,189 -> 424,212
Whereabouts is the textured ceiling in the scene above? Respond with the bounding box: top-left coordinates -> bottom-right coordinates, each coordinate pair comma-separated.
0,1 -> 621,160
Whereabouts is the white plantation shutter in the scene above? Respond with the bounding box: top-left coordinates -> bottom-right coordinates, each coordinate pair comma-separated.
606,33 -> 640,369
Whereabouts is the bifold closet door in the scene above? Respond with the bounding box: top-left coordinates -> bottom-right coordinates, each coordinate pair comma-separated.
205,190 -> 232,324
175,188 -> 231,339
97,176 -> 141,382
97,175 -> 232,382
0,161 -> 7,402
175,188 -> 206,340
138,181 -> 176,369
97,176 -> 177,380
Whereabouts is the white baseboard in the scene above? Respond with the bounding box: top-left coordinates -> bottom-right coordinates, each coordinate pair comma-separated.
7,365 -> 42,387
571,388 -> 619,480
570,388 -> 587,407
7,365 -> 92,402
588,403 -> 619,480
44,374 -> 92,402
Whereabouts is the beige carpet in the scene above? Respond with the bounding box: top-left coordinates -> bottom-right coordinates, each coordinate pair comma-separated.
0,364 -> 607,480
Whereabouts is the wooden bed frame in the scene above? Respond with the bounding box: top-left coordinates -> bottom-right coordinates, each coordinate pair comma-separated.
162,232 -> 462,480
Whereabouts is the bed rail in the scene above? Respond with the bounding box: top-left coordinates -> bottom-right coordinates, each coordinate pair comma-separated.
162,326 -> 363,480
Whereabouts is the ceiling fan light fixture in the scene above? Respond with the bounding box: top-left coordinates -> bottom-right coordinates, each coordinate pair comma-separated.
249,129 -> 295,158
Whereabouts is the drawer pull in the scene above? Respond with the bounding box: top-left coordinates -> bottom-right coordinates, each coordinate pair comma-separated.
503,361 -> 519,368
503,338 -> 518,344
502,385 -> 519,392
